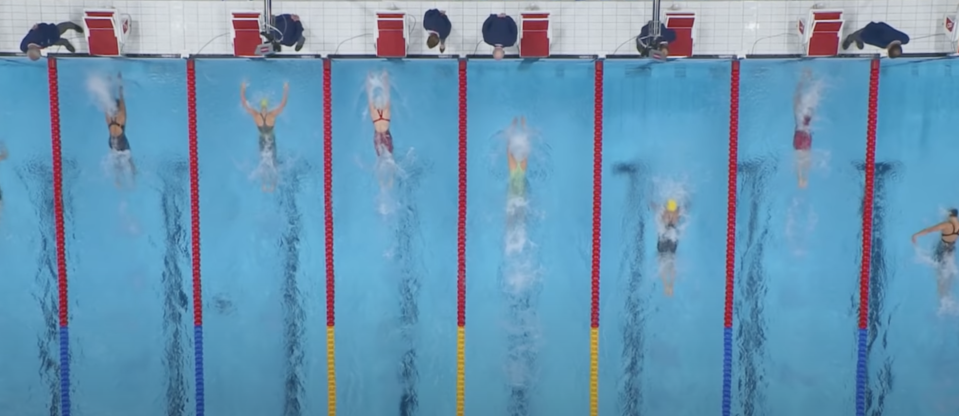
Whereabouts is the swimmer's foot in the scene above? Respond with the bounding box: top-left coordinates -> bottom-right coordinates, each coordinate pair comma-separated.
798,178 -> 808,188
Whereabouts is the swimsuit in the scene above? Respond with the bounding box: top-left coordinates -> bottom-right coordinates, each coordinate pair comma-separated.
935,222 -> 959,263
372,109 -> 393,156
509,168 -> 526,197
657,223 -> 679,255
107,120 -> 130,152
793,114 -> 812,151
258,124 -> 276,155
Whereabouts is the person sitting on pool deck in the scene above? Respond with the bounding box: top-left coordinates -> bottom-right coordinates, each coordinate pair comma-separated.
423,9 -> 452,53
656,199 -> 683,297
912,209 -> 959,302
21,21 -> 84,60
636,20 -> 676,59
261,14 -> 306,52
482,13 -> 518,60
842,21 -> 909,58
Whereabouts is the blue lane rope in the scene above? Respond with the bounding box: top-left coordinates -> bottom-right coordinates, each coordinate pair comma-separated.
722,326 -> 731,416
59,325 -> 71,416
195,325 -> 205,416
855,328 -> 867,416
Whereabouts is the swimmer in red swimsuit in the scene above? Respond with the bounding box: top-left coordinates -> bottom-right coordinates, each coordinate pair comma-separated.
793,69 -> 815,188
367,70 -> 394,158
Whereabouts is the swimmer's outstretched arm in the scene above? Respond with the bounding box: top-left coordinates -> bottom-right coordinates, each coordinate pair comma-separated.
270,83 -> 290,117
913,223 -> 949,243
239,82 -> 257,117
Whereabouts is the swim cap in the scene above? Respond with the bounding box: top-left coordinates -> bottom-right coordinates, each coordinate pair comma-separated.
259,98 -> 269,109
667,199 -> 677,212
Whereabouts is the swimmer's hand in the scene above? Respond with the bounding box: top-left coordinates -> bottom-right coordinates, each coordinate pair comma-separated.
911,234 -> 919,244
283,82 -> 289,91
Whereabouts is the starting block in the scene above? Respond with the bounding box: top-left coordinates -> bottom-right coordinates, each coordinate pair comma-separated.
83,9 -> 131,56
797,9 -> 844,56
375,11 -> 408,58
230,11 -> 270,57
664,11 -> 696,57
945,12 -> 959,54
519,12 -> 551,58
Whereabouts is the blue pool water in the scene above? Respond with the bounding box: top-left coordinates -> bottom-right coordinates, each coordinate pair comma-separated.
0,58 -> 58,415
873,58 -> 959,416
56,58 -> 192,415
330,59 -> 458,416
465,60 -> 593,416
733,59 -> 868,416
3,56 -> 959,416
599,60 -> 728,416
194,59 -> 325,415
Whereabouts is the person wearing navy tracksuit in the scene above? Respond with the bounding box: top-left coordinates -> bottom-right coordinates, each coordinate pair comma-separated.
423,9 -> 452,53
262,14 -> 306,52
20,22 -> 84,61
842,21 -> 909,58
637,21 -> 677,58
482,14 -> 518,60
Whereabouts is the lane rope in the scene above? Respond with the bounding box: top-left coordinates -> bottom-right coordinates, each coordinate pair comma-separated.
455,57 -> 468,416
323,57 -> 338,416
589,58 -> 604,416
186,59 -> 206,416
721,58 -> 741,416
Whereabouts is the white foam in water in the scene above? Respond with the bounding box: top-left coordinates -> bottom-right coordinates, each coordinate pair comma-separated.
785,196 -> 818,256
86,74 -> 118,115
651,176 -> 691,236
912,243 -> 959,316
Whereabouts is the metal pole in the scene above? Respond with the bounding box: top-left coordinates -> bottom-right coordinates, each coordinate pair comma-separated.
264,0 -> 273,32
650,0 -> 662,38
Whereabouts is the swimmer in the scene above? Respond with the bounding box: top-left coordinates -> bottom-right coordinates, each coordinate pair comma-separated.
0,147 -> 7,222
106,72 -> 136,188
241,81 -> 289,193
656,199 -> 682,296
912,209 -> 959,301
367,71 -> 396,190
793,69 -> 815,189
506,116 -> 529,199
367,70 -> 394,159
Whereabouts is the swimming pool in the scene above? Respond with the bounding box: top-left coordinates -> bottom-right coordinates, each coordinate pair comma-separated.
0,55 -> 953,416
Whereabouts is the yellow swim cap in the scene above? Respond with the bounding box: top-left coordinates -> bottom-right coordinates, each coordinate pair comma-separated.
666,199 -> 678,212
259,98 -> 269,109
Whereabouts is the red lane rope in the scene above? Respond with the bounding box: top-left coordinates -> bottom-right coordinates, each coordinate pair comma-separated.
456,59 -> 467,329
186,60 -> 202,328
48,56 -> 72,416
723,59 -> 740,330
47,58 -> 67,329
590,59 -> 603,329
323,59 -> 335,328
186,59 -> 206,416
859,59 -> 879,330
855,58 -> 880,416
721,59 -> 740,416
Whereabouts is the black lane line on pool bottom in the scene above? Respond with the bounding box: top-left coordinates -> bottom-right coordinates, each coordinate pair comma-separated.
734,160 -> 774,416
278,165 -> 308,416
858,161 -> 897,416
159,160 -> 191,416
611,161 -> 649,416
18,159 -> 66,416
395,160 -> 426,416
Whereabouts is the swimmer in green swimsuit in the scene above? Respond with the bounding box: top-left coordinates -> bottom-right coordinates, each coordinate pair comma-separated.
241,81 -> 289,193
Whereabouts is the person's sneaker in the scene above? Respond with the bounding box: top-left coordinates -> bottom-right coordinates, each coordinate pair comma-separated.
856,39 -> 864,49
64,41 -> 76,53
294,37 -> 305,52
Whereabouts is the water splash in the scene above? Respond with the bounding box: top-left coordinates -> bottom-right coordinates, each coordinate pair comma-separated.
785,195 -> 818,256
86,73 -> 118,115
651,176 -> 691,237
101,151 -> 135,188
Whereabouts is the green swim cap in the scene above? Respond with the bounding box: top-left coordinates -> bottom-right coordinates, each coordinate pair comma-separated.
259,98 -> 269,109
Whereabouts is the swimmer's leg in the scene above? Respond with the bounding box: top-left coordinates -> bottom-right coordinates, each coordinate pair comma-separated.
796,150 -> 810,188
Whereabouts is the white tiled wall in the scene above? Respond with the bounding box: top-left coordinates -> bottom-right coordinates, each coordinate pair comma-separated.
1,0 -> 957,56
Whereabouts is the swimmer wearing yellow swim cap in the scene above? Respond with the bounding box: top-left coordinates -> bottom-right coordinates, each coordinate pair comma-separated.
507,116 -> 529,198
658,198 -> 681,297
240,81 -> 290,193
